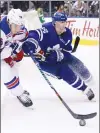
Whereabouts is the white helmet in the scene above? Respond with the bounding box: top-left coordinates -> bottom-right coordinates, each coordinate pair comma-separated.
7,8 -> 24,25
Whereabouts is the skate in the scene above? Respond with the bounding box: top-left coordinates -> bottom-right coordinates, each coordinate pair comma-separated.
83,87 -> 95,100
17,90 -> 33,107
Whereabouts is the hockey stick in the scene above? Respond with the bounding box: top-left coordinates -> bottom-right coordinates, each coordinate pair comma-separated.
29,52 -> 97,120
72,36 -> 80,53
62,36 -> 80,53
24,36 -> 80,57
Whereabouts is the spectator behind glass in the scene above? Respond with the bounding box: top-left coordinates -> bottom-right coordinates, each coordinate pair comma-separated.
64,2 -> 72,16
57,4 -> 64,12
88,1 -> 99,17
71,0 -> 87,17
32,1 -> 49,17
53,1 -> 65,13
11,1 -> 29,11
1,1 -> 8,15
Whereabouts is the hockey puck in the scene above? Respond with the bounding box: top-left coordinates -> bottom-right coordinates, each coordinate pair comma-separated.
79,119 -> 86,126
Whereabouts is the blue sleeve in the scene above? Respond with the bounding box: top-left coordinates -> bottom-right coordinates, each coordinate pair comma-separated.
26,26 -> 49,48
28,27 -> 45,42
24,30 -> 40,51
22,30 -> 41,54
64,28 -> 72,52
23,28 -> 45,54
28,30 -> 39,40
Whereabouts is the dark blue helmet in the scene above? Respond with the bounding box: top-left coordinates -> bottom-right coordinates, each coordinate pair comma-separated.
52,12 -> 67,23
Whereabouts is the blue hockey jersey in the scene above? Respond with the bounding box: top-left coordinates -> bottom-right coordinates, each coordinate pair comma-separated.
27,22 -> 73,53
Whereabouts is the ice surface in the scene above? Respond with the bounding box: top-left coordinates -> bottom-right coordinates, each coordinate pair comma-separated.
1,45 -> 99,133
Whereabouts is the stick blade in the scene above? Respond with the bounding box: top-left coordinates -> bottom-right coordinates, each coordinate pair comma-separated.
73,112 -> 97,120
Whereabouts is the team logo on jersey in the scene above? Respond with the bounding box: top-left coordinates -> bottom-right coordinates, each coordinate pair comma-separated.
47,44 -> 61,52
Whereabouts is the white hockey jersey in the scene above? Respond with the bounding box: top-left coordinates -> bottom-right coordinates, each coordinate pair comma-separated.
0,16 -> 28,59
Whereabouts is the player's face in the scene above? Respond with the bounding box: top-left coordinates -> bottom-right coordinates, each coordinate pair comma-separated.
55,21 -> 66,35
10,23 -> 21,34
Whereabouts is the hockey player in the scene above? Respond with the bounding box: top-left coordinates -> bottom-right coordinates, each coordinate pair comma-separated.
22,12 -> 95,100
0,8 -> 33,107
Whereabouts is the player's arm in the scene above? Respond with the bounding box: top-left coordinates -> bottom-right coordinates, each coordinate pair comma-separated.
1,30 -> 24,67
0,30 -> 12,60
44,29 -> 73,63
63,28 -> 73,52
11,26 -> 29,62
13,26 -> 28,42
22,29 -> 45,56
54,28 -> 73,62
1,41 -> 24,66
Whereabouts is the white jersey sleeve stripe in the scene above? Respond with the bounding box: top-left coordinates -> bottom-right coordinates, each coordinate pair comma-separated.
35,29 -> 43,41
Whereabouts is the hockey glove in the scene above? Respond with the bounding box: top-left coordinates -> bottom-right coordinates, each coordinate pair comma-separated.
45,49 -> 64,64
4,57 -> 14,67
33,50 -> 45,61
10,41 -> 22,55
22,41 -> 45,61
22,41 -> 36,55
